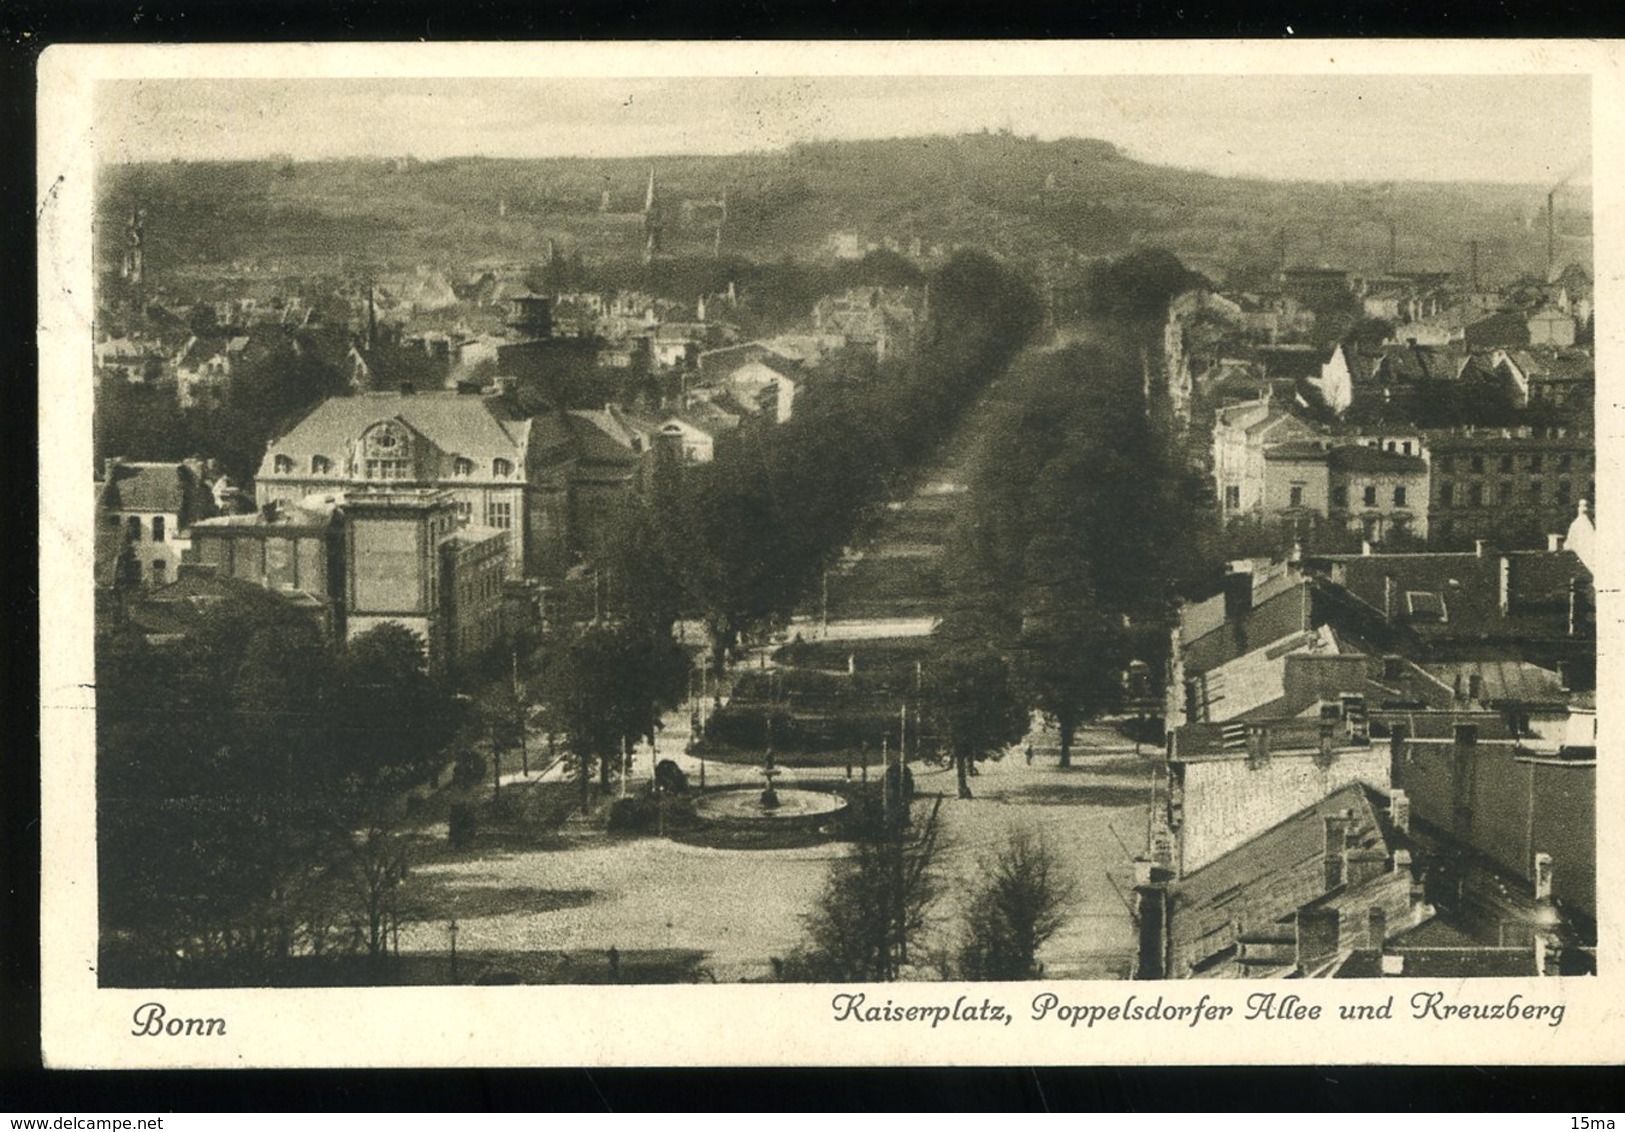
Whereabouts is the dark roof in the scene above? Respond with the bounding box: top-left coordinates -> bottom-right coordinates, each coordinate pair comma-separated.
1318,550 -> 1592,642
1174,783 -> 1390,917
1264,441 -> 1329,462
98,462 -> 211,523
1326,446 -> 1428,474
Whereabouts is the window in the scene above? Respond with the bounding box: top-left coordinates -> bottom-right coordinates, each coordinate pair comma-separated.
486,500 -> 512,529
1363,485 -> 1377,508
1438,455 -> 1455,473
453,457 -> 474,477
1498,454 -> 1513,473
151,516 -> 166,542
126,515 -> 142,541
312,455 -> 331,475
1393,486 -> 1407,507
1289,484 -> 1304,508
1401,441 -> 1413,455
1497,482 -> 1513,505
1468,484 -> 1483,506
1471,456 -> 1484,473
151,560 -> 166,584
1331,485 -> 1348,509
492,458 -> 514,478
365,459 -> 409,480
1440,482 -> 1454,507
1558,453 -> 1573,472
1558,480 -> 1572,505
1528,453 -> 1543,472
1224,485 -> 1240,510
274,454 -> 294,474
1529,480 -> 1543,501
454,500 -> 472,524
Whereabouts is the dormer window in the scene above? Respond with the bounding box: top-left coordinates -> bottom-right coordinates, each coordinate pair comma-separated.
454,456 -> 475,477
492,458 -> 513,478
274,455 -> 295,474
312,455 -> 331,475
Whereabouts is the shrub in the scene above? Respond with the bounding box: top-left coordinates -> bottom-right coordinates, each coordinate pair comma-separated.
404,792 -> 427,817
452,749 -> 486,786
654,758 -> 690,795
447,803 -> 477,848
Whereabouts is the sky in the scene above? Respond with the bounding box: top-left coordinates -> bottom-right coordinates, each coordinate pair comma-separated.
94,74 -> 1592,184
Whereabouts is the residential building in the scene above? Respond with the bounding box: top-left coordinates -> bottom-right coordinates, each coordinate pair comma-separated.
95,459 -> 216,589
1423,429 -> 1595,545
1326,445 -> 1429,542
1211,398 -> 1320,522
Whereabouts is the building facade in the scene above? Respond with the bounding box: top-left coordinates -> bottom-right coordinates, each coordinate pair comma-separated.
1424,428 -> 1595,546
256,390 -> 571,577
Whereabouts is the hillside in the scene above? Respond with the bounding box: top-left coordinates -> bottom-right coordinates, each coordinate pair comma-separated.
97,132 -> 1591,288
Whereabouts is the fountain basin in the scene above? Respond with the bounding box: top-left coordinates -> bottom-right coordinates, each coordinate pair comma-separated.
693,787 -> 848,825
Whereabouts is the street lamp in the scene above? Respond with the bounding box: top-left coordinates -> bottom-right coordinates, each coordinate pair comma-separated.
448,919 -> 460,983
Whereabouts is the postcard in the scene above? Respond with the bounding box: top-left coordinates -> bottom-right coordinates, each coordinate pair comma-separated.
37,39 -> 1623,1067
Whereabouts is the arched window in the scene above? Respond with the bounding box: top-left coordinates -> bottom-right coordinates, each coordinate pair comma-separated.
453,456 -> 475,477
274,454 -> 295,474
312,455 -> 332,475
126,515 -> 142,541
492,458 -> 513,478
151,516 -> 166,543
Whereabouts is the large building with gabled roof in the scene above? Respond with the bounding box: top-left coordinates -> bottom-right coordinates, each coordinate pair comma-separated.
256,389 -> 580,577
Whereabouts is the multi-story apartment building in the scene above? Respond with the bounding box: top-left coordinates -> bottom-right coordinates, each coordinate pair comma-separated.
1424,427 -> 1595,546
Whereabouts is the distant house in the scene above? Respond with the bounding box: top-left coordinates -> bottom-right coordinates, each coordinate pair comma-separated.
726,357 -> 801,424
1526,306 -> 1577,348
174,333 -> 250,408
654,401 -> 741,464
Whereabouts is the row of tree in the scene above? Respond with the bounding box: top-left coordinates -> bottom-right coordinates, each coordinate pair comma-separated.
923,250 -> 1210,793
596,249 -> 1043,671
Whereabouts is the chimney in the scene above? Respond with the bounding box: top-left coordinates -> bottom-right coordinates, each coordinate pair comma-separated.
1222,568 -> 1254,622
1498,556 -> 1511,616
1296,907 -> 1341,969
1382,654 -> 1403,681
1547,533 -> 1565,552
1533,851 -> 1554,901
1454,722 -> 1479,749
1383,574 -> 1396,623
1316,721 -> 1336,766
1367,905 -> 1388,948
1389,789 -> 1410,834
1246,724 -> 1271,768
1475,538 -> 1486,558
1324,813 -> 1351,889
1361,539 -> 1374,556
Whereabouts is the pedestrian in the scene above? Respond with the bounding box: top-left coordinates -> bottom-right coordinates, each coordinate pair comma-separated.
1025,744 -> 1034,766
607,945 -> 620,983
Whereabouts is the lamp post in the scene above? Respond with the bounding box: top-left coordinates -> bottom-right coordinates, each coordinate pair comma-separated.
448,919 -> 460,984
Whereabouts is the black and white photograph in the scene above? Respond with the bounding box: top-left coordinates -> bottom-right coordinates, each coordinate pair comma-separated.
36,41 -> 1620,1067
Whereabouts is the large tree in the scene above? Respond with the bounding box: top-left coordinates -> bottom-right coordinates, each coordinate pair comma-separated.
544,621 -> 688,811
924,643 -> 1029,800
